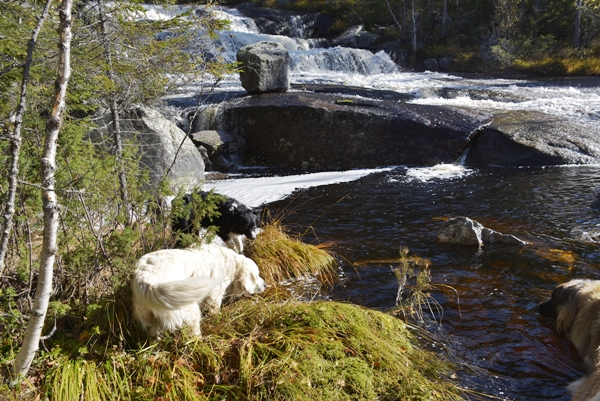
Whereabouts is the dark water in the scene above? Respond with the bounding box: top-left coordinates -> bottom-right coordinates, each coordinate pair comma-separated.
267,165 -> 600,400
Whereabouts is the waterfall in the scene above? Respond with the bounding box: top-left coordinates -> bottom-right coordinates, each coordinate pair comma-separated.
144,3 -> 600,130
290,48 -> 399,75
191,5 -> 399,76
289,15 -> 305,38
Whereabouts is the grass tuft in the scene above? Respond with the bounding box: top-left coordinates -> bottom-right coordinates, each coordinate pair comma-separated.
38,299 -> 464,401
246,220 -> 339,288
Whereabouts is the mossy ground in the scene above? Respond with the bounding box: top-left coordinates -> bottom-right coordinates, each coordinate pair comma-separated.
32,300 -> 464,401
2,223 -> 465,400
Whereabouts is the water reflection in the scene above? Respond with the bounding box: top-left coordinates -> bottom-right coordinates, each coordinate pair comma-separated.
268,165 -> 600,400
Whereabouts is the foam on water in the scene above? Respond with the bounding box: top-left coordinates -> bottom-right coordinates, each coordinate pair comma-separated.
403,164 -> 474,183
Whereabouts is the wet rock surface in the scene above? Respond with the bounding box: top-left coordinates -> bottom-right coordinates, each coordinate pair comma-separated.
465,110 -> 600,166
217,91 -> 492,169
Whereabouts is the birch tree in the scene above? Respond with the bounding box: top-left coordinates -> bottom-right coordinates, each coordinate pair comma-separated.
11,0 -> 72,382
441,0 -> 449,38
0,0 -> 53,277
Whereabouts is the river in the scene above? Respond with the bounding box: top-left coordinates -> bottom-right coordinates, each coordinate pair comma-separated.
261,164 -> 600,400
148,4 -> 600,399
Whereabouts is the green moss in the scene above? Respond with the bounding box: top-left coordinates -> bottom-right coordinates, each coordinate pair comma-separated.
34,300 -> 463,401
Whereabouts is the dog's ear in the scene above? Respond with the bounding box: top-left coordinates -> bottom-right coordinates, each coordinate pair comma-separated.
554,281 -> 587,335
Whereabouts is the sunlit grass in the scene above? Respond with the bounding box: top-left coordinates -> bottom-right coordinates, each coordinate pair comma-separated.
246,220 -> 339,288
513,56 -> 600,75
38,299 -> 465,401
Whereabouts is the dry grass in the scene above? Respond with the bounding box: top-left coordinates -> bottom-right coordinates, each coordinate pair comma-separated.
246,220 -> 339,288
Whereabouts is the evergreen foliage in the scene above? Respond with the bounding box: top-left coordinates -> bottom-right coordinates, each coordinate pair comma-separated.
229,0 -> 600,72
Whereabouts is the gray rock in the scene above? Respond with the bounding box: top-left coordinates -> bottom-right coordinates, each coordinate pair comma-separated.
439,56 -> 453,71
438,217 -> 484,246
357,31 -> 380,48
438,216 -> 528,247
423,58 -> 439,71
91,105 -> 204,193
332,25 -> 363,47
190,130 -> 234,154
237,41 -> 290,94
482,228 -> 529,246
465,111 -> 600,166
216,91 -> 491,169
189,130 -> 245,172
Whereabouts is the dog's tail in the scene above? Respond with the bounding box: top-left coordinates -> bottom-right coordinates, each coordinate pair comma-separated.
134,277 -> 217,312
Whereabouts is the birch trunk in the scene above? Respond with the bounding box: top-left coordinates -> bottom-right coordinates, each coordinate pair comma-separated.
0,0 -> 53,277
441,0 -> 449,38
11,0 -> 72,382
385,0 -> 403,36
412,0 -> 418,53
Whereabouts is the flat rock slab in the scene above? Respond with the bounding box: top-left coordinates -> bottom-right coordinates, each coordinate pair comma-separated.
465,110 -> 600,166
219,92 -> 492,169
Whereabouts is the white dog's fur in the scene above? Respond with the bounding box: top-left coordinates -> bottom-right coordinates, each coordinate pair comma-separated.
132,245 -> 266,336
539,279 -> 600,400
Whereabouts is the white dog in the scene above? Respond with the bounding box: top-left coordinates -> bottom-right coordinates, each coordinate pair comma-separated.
131,244 -> 266,336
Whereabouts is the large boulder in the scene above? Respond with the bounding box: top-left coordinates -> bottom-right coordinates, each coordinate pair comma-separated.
237,41 -> 290,94
423,58 -> 439,71
216,91 -> 492,169
91,106 -> 204,193
189,130 -> 245,172
465,111 -> 600,166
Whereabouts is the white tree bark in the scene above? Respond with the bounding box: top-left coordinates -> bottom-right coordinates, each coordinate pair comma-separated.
385,0 -> 403,36
11,0 -> 72,382
0,0 -> 53,277
412,0 -> 418,53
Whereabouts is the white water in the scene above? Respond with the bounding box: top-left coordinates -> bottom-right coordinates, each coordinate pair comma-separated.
144,4 -> 600,128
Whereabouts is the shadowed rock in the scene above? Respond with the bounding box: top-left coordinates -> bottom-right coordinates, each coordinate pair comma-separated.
217,91 -> 492,169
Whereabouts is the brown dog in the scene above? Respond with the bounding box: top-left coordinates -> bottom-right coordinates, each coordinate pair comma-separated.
539,279 -> 600,400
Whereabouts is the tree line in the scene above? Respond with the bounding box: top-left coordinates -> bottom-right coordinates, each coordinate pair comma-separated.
236,0 -> 600,71
0,0 -> 233,386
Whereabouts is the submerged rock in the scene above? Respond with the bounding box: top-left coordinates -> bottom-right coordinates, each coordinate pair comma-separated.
438,216 -> 528,247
